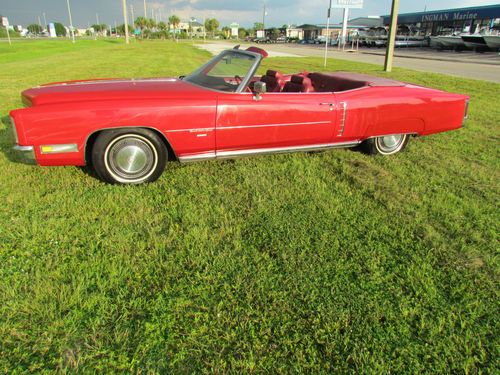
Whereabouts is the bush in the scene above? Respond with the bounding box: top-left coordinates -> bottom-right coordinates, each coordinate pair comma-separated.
0,27 -> 20,38
149,31 -> 169,40
54,22 -> 67,37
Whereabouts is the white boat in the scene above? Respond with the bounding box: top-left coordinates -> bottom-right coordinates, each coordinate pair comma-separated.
461,35 -> 488,50
429,36 -> 443,48
437,35 -> 466,49
483,35 -> 500,50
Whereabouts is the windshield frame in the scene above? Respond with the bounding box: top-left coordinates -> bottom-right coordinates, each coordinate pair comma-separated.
183,49 -> 263,94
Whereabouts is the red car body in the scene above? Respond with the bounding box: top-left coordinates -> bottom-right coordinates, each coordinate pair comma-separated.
9,46 -> 469,181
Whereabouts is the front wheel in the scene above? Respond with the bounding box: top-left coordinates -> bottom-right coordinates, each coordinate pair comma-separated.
360,134 -> 410,156
91,128 -> 167,184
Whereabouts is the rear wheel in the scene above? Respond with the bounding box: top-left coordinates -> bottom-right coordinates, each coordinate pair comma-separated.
91,128 -> 167,184
360,134 -> 409,156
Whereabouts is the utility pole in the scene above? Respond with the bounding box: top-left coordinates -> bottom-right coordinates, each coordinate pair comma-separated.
5,17 -> 11,45
384,0 -> 399,72
130,5 -> 135,26
262,4 -> 266,34
203,16 -> 206,43
341,7 -> 349,48
66,0 -> 75,43
122,0 -> 130,44
43,12 -> 47,29
96,13 -> 100,25
143,0 -> 147,18
324,0 -> 332,67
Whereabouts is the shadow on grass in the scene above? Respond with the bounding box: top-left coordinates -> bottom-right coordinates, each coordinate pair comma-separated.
0,116 -> 23,164
100,39 -> 122,44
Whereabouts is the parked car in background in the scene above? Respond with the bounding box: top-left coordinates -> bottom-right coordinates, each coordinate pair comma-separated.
9,46 -> 469,184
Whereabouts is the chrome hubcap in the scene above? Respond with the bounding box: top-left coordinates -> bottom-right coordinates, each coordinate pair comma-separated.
376,134 -> 405,154
107,137 -> 155,180
115,145 -> 148,173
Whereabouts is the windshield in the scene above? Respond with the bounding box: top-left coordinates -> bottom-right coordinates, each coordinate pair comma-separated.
184,50 -> 258,93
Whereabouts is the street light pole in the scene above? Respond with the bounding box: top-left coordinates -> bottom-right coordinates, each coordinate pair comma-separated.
66,0 -> 75,43
262,4 -> 266,34
324,0 -> 332,67
143,0 -> 147,18
384,0 -> 400,72
122,0 -> 130,44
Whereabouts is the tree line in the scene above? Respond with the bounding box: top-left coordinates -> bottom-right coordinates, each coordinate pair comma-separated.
23,18 -> 277,40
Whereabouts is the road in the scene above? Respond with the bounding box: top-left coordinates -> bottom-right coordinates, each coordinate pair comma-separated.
196,42 -> 500,83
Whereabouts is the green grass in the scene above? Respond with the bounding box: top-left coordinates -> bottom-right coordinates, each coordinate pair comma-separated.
0,39 -> 498,373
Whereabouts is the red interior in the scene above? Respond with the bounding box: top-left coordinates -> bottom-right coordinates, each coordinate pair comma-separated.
282,75 -> 315,93
259,70 -> 286,92
256,71 -> 383,93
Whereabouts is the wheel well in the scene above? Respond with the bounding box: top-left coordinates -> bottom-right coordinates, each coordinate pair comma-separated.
85,127 -> 177,166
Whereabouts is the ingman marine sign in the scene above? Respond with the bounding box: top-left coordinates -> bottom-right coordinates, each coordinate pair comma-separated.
421,11 -> 478,22
383,4 -> 500,25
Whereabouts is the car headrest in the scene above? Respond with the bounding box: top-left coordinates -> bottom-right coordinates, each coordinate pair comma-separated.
291,75 -> 306,84
266,70 -> 283,79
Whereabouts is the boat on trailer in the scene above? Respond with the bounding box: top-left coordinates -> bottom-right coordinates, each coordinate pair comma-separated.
483,35 -> 500,51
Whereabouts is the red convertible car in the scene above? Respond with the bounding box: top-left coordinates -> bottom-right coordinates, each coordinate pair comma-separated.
9,46 -> 469,184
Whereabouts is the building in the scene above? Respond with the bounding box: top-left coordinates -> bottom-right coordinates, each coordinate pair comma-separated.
286,25 -> 303,39
295,17 -> 382,41
174,19 -> 205,37
382,4 -> 500,35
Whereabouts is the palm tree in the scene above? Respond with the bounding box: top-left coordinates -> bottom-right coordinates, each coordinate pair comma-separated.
169,15 -> 180,40
135,16 -> 147,38
158,21 -> 168,40
147,18 -> 156,32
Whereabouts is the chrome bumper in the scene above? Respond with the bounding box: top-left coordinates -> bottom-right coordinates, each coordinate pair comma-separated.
12,145 -> 36,164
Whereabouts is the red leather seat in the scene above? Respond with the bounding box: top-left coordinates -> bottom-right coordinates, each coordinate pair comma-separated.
283,75 -> 314,93
260,70 -> 285,92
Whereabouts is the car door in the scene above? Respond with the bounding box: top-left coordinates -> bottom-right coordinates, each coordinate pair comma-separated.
215,92 -> 339,155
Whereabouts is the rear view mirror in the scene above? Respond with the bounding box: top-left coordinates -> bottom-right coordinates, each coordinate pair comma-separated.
253,81 -> 267,101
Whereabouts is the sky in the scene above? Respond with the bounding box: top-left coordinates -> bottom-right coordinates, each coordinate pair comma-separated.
1,0 -> 498,28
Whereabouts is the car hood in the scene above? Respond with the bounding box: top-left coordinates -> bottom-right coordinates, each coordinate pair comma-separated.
21,77 -> 209,107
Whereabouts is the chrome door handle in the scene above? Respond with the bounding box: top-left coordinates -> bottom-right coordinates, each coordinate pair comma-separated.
319,102 -> 335,111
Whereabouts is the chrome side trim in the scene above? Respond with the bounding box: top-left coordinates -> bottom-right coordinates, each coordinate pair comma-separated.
10,117 -> 19,144
216,141 -> 360,160
218,121 -> 331,131
178,141 -> 360,163
462,99 -> 470,127
13,145 -> 34,152
178,152 -> 216,163
165,127 -> 214,133
166,121 -> 331,134
337,102 -> 347,136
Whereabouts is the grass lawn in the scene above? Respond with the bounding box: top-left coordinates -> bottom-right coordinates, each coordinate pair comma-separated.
0,39 -> 498,372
